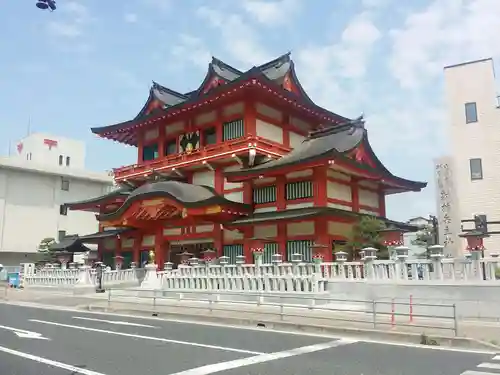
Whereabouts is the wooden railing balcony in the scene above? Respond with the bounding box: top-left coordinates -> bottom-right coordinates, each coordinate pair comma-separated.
113,136 -> 290,182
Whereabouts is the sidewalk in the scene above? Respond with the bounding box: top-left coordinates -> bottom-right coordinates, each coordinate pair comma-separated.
2,286 -> 500,347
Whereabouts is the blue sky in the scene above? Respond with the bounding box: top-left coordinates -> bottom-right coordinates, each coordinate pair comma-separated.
1,0 -> 498,221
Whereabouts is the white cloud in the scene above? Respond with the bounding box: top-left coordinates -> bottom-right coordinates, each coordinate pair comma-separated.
124,13 -> 138,23
47,1 -> 91,38
143,0 -> 170,12
171,35 -> 212,70
196,6 -> 271,67
389,0 -> 500,89
241,0 -> 301,26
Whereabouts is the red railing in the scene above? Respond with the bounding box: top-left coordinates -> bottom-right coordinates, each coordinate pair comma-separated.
113,137 -> 290,181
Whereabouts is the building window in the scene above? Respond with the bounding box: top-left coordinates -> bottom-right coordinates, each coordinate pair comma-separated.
223,244 -> 243,264
58,155 -> 63,165
286,240 -> 313,262
465,102 -> 478,123
66,156 -> 70,166
203,127 -> 217,146
142,144 -> 159,161
59,205 -> 68,216
285,180 -> 313,200
470,158 -> 483,180
253,185 -> 277,204
222,119 -> 244,141
61,178 -> 70,191
58,230 -> 66,241
165,140 -> 177,155
26,152 -> 32,161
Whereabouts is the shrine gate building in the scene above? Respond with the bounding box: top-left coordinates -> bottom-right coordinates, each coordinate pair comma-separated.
64,53 -> 426,268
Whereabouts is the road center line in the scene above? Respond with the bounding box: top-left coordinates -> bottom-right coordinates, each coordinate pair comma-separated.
168,339 -> 357,375
30,319 -> 263,355
0,344 -> 106,375
72,316 -> 158,328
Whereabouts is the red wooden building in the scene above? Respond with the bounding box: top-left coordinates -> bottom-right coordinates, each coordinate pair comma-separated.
65,53 -> 426,268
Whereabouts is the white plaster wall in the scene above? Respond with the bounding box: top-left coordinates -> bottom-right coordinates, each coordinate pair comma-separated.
286,169 -> 312,179
359,189 -> 379,208
195,111 -> 216,125
222,102 -> 244,117
14,133 -> 86,169
254,225 -> 277,238
256,119 -> 284,144
327,202 -> 352,211
224,165 -> 243,190
327,181 -> 352,202
328,222 -> 353,238
328,169 -> 351,182
358,180 -> 377,189
445,59 -> 500,253
164,228 -> 182,236
289,132 -> 306,149
192,170 -> 215,188
287,202 -> 314,210
223,229 -> 244,241
0,167 -> 111,260
253,177 -> 276,185
224,191 -> 243,203
290,117 -> 311,132
196,224 -> 214,233
144,128 -> 159,141
165,121 -> 185,135
287,221 -> 314,235
254,206 -> 277,213
255,103 -> 282,121
142,235 -> 155,246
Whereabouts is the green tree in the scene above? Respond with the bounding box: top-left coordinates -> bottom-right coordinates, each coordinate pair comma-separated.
37,237 -> 57,263
346,216 -> 389,260
411,224 -> 436,258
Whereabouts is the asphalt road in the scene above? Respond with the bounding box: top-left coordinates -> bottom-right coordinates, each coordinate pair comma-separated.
0,302 -> 497,375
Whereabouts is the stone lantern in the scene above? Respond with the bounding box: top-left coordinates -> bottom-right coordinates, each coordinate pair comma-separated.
310,243 -> 328,263
113,255 -> 124,270
459,231 -> 486,259
178,250 -> 193,265
335,251 -> 348,262
56,251 -> 72,269
235,254 -> 246,265
201,249 -> 217,263
378,227 -> 407,260
218,255 -> 230,266
271,252 -> 282,265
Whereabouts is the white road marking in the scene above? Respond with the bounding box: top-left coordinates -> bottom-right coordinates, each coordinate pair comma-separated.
3,301 -> 496,355
30,319 -> 263,355
461,371 -> 500,375
478,362 -> 500,369
0,324 -> 49,340
492,355 -> 500,360
168,339 -> 357,375
73,316 -> 158,328
0,344 -> 106,375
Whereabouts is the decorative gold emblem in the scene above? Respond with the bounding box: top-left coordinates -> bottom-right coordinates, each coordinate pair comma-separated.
181,208 -> 188,218
148,250 -> 155,264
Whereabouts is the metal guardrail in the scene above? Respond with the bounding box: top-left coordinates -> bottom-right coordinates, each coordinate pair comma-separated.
106,288 -> 458,336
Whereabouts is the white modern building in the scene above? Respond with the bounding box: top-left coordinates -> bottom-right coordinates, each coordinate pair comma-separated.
0,133 -> 113,265
436,58 -> 500,256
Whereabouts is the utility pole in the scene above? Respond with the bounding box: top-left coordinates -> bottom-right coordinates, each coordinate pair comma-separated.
429,215 -> 439,246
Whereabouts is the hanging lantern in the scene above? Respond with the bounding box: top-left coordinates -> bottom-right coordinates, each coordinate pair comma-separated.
459,231 -> 486,251
378,227 -> 406,247
201,248 -> 216,262
178,250 -> 193,265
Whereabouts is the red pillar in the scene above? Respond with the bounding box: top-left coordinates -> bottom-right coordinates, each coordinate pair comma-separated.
313,166 -> 327,206
244,100 -> 257,136
276,176 -> 286,210
213,224 -> 223,257
137,131 -> 144,164
214,168 -> 224,194
282,114 -> 290,148
243,227 -> 254,263
378,191 -> 386,217
277,223 -> 287,259
216,109 -> 223,143
158,124 -> 166,159
155,227 -> 164,269
315,219 -> 331,261
132,233 -> 141,264
351,178 -> 360,212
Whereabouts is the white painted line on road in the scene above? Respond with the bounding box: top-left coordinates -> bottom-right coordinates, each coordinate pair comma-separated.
461,371 -> 500,375
0,324 -> 49,340
73,316 -> 159,328
0,345 -> 106,375
30,319 -> 263,355
168,339 -> 357,375
492,355 -> 500,360
478,362 -> 500,369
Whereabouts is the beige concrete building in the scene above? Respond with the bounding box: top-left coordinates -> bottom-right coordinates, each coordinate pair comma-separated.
439,58 -> 500,256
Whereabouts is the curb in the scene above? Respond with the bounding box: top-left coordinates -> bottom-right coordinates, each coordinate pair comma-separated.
81,303 -> 500,351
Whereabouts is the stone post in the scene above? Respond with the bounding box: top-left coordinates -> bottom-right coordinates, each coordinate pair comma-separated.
489,253 -> 499,280
335,251 -> 347,279
114,255 -> 124,271
271,253 -> 282,276
428,245 -> 444,280
362,247 -> 378,279
235,255 -> 245,276
163,262 -> 173,272
470,249 -> 483,280
394,246 -> 409,280
291,253 -> 302,276
130,262 -> 137,269
312,254 -> 323,275
140,250 -> 160,289
74,265 -> 93,290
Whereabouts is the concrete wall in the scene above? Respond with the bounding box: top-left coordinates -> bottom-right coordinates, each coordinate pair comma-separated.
0,165 -> 113,265
326,280 -> 500,321
444,59 -> 500,254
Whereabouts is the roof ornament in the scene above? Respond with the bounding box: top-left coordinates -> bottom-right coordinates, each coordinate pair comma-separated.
36,0 -> 56,11
307,114 -> 365,140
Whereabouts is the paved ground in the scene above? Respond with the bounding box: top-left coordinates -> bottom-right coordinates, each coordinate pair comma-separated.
0,302 -> 497,375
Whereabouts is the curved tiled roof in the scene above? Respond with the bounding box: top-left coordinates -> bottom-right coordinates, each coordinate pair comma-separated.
99,181 -> 250,221
225,119 -> 365,176
64,185 -> 132,209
